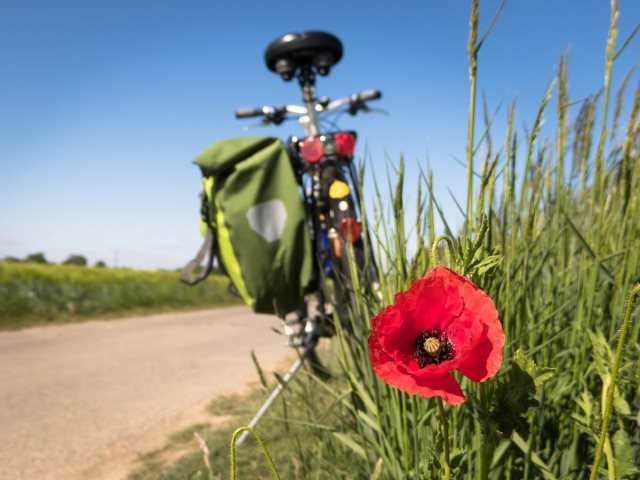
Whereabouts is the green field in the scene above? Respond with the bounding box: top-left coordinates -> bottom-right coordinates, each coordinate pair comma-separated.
0,262 -> 242,330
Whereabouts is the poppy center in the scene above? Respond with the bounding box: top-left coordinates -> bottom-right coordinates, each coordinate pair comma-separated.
423,337 -> 441,354
414,328 -> 455,367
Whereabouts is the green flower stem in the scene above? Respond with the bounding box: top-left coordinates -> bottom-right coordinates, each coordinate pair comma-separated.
452,408 -> 458,451
589,284 -> 640,480
476,383 -> 494,480
479,442 -> 492,480
430,235 -> 456,269
230,426 -> 282,480
437,399 -> 452,480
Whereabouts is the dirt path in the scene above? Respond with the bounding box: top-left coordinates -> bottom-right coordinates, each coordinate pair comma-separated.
0,307 -> 291,480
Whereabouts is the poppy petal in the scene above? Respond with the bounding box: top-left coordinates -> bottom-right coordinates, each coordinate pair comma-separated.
370,355 -> 466,405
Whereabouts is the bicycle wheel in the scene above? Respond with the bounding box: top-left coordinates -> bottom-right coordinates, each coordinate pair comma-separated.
322,165 -> 371,333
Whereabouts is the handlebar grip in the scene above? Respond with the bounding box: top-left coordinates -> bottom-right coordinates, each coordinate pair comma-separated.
235,107 -> 263,119
358,89 -> 382,102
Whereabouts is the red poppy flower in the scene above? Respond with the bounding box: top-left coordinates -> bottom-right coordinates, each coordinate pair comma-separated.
368,266 -> 504,405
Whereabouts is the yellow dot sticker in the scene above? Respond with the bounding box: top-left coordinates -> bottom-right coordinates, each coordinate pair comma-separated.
329,181 -> 350,199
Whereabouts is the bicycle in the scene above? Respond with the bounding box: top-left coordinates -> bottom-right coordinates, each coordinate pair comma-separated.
236,31 -> 381,347
232,31 -> 382,444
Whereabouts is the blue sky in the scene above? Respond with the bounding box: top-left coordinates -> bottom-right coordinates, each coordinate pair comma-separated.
1,1 -> 638,269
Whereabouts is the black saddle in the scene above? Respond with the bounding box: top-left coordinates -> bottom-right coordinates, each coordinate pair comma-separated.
264,31 -> 343,81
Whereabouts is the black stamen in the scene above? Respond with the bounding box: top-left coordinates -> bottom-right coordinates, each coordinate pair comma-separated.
414,328 -> 455,367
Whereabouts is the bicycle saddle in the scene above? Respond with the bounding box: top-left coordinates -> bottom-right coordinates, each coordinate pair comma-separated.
264,31 -> 343,80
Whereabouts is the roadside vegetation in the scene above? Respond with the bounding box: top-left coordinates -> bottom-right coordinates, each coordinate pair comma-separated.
0,261 -> 241,330
128,346 -> 365,480
130,1 -> 640,478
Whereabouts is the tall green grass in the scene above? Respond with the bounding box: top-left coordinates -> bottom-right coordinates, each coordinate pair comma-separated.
316,0 -> 640,478
128,355 -> 370,480
0,262 -> 241,329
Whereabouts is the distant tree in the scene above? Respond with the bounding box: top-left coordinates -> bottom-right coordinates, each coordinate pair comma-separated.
95,260 -> 107,268
2,256 -> 21,263
62,254 -> 88,266
25,252 -> 48,264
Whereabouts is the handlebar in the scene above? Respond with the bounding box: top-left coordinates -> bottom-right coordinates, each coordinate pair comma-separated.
235,107 -> 264,119
356,89 -> 382,102
234,89 -> 382,121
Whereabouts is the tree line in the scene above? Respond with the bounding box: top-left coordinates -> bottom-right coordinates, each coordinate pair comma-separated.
2,252 -> 107,267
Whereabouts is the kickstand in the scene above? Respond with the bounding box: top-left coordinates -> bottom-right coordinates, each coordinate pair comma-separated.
234,341 -> 316,447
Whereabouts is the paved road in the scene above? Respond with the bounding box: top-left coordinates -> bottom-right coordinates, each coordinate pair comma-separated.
0,307 -> 290,480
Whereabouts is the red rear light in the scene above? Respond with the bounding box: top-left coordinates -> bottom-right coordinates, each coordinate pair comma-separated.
334,132 -> 356,157
300,137 -> 323,163
340,218 -> 362,242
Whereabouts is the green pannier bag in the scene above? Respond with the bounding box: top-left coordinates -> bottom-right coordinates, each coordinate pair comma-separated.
181,136 -> 313,315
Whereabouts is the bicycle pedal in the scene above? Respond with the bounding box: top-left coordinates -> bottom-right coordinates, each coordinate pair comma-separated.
283,317 -> 306,348
286,336 -> 305,348
283,317 -> 304,332
306,314 -> 335,338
